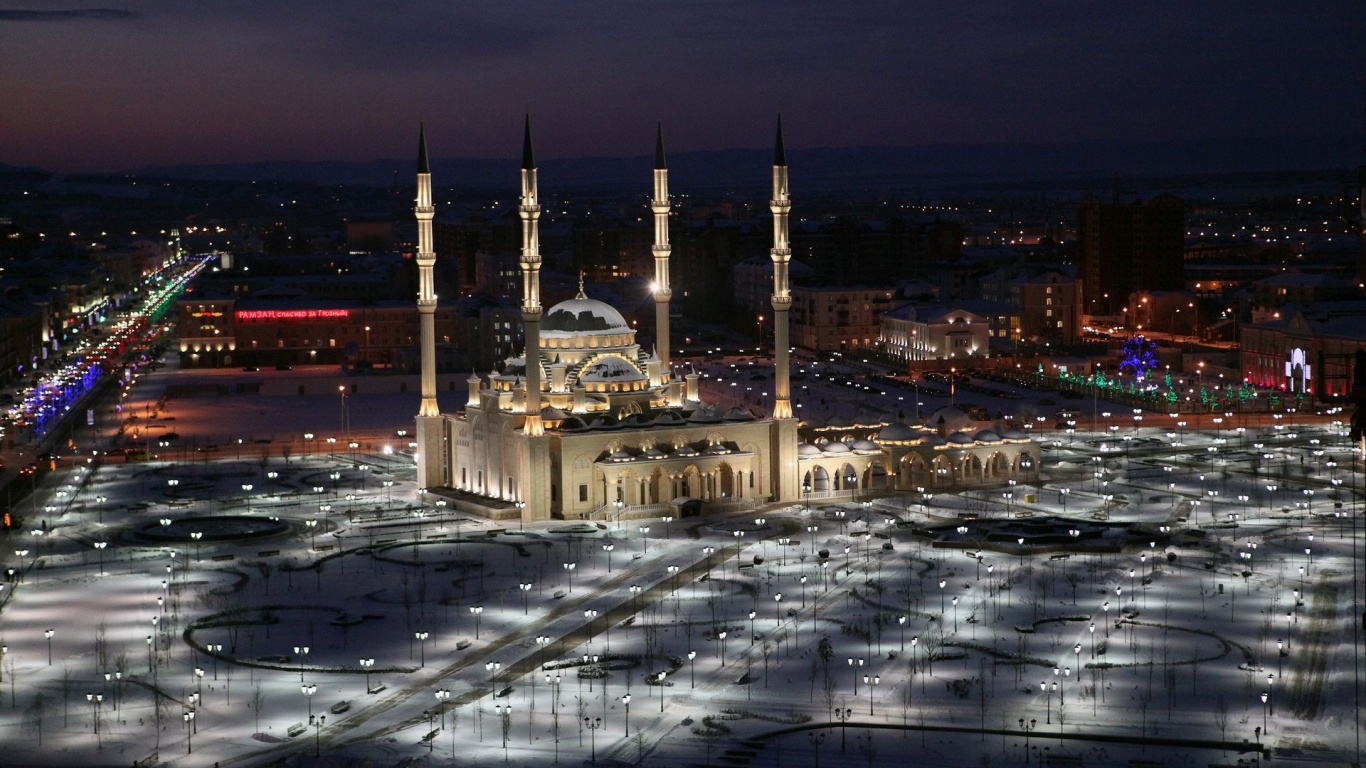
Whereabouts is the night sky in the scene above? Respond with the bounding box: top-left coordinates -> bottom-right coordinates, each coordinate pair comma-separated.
3,1 -> 1363,172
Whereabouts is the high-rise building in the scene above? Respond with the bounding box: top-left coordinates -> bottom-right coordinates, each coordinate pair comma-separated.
1076,194 -> 1185,317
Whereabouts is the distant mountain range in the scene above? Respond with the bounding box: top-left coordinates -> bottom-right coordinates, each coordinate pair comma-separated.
116,134 -> 1366,195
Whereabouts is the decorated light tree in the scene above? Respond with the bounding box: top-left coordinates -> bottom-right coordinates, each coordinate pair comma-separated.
1119,335 -> 1160,381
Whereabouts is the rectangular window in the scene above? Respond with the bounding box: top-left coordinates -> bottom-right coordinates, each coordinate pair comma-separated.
1046,309 -> 1053,317
1046,298 -> 1052,306
578,484 -> 589,502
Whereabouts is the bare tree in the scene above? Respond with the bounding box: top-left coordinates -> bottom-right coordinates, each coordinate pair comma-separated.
59,662 -> 76,727
248,686 -> 267,734
94,621 -> 109,674
24,693 -> 48,747
1213,696 -> 1229,747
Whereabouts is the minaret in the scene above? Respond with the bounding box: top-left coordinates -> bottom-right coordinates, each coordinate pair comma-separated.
768,115 -> 799,502
769,115 -> 794,421
518,116 -> 545,436
414,124 -> 445,489
651,123 -> 674,393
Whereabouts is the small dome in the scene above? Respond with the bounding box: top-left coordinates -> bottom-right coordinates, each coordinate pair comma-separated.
822,441 -> 852,454
972,430 -> 1001,443
578,355 -> 645,383
999,428 -> 1028,440
652,410 -> 686,425
797,442 -> 822,457
925,434 -> 947,447
849,438 -> 881,453
673,445 -> 699,457
621,413 -> 651,427
607,449 -> 635,462
641,447 -> 667,459
947,431 -> 974,444
558,416 -> 589,432
928,406 -> 976,434
723,406 -> 756,421
590,415 -> 621,430
542,297 -> 630,335
688,406 -> 722,423
542,406 -> 568,420
703,443 -> 732,455
878,422 -> 917,442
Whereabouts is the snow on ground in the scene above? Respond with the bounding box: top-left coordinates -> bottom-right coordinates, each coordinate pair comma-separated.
0,361 -> 1361,768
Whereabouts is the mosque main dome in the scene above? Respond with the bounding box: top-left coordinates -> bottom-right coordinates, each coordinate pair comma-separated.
542,296 -> 630,336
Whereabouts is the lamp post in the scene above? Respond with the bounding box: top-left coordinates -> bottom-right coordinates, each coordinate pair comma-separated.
749,610 -> 757,644
93,541 -> 107,576
471,605 -> 484,639
86,692 -> 104,746
864,674 -> 879,715
638,526 -> 650,554
183,709 -> 194,754
584,609 -> 599,646
1041,680 -> 1056,723
313,714 -> 326,757
584,716 -> 602,765
718,631 -> 728,663
621,693 -> 631,735
563,561 -> 576,593
359,658 -> 374,693
808,731 -> 827,768
294,646 -> 310,681
302,683 -> 317,720
603,543 -> 614,573
44,628 -> 54,666
834,706 -> 852,751
415,632 -> 429,667
486,660 -> 501,692
1019,718 -> 1037,764
520,583 -> 532,615
849,657 -> 864,695
688,649 -> 697,688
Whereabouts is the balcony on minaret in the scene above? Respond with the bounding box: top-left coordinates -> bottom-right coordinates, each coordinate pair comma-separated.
770,199 -> 791,210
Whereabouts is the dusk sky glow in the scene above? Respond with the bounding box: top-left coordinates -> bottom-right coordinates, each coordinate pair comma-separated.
3,1 -> 1363,172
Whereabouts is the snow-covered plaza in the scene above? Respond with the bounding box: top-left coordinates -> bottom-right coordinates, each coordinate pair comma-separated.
1,396 -> 1361,768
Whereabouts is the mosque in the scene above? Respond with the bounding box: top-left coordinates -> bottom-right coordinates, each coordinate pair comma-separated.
412,119 -> 1039,524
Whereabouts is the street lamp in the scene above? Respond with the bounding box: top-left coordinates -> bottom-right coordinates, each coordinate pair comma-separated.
183,709 -> 194,754
584,715 -> 602,765
415,632 -> 429,666
359,658 -> 375,693
302,682 -> 317,719
688,649 -> 697,688
621,693 -> 631,735
293,646 -> 310,681
44,628 -> 54,666
471,605 -> 484,639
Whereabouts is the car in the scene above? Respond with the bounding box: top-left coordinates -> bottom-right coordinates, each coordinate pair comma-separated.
242,366 -> 259,372
275,364 -> 293,371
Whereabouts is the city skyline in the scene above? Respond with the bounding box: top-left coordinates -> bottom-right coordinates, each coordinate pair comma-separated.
2,1 -> 1363,172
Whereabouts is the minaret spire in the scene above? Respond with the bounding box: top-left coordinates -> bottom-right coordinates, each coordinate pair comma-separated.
518,115 -> 545,436
651,121 -> 674,396
417,122 -> 430,174
522,114 -> 536,170
769,114 -> 793,421
766,114 -> 799,504
414,123 -> 443,489
773,113 -> 786,167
